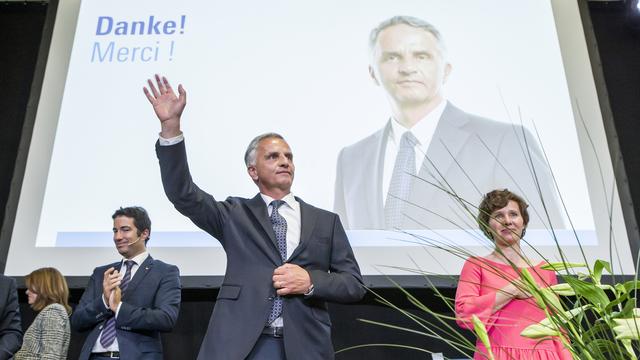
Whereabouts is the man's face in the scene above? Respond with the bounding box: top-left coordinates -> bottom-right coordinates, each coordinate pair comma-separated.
248,137 -> 295,196
112,216 -> 147,259
371,24 -> 451,108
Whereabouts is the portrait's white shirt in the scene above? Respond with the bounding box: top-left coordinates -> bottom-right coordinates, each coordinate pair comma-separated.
382,99 -> 447,206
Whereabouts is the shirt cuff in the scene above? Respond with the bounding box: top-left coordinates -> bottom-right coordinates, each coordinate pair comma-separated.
158,133 -> 184,146
115,302 -> 122,318
303,284 -> 315,297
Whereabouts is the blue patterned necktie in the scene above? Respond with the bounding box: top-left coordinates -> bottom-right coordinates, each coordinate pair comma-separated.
267,200 -> 287,325
385,131 -> 418,229
100,260 -> 135,348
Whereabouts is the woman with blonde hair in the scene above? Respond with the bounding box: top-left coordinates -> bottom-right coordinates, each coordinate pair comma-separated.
15,267 -> 71,360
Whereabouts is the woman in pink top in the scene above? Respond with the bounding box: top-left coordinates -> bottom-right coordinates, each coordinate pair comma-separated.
455,189 -> 572,360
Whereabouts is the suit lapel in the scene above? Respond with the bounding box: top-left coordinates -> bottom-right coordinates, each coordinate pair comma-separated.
418,102 -> 473,203
289,198 -> 316,260
371,123 -> 390,228
246,194 -> 282,264
123,255 -> 153,296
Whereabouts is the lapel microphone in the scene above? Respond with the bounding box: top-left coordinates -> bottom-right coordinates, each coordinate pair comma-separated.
127,236 -> 142,246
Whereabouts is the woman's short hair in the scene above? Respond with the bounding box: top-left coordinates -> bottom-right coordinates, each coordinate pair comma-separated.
25,267 -> 71,314
477,189 -> 530,240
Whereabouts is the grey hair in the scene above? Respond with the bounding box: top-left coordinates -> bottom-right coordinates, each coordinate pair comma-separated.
244,132 -> 285,166
369,15 -> 447,58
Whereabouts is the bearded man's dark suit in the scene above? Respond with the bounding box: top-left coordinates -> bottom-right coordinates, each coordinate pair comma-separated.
156,140 -> 365,360
335,102 -> 564,230
71,256 -> 181,360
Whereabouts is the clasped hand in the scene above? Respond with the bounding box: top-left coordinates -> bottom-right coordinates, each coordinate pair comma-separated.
102,267 -> 122,312
506,281 -> 531,299
272,263 -> 311,296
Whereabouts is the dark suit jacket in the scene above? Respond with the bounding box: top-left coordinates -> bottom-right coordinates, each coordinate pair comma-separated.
70,256 -> 181,360
156,140 -> 365,360
335,102 -> 564,230
0,275 -> 22,360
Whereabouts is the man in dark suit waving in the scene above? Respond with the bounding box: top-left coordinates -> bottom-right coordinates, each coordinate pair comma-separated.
144,74 -> 365,360
71,206 -> 181,360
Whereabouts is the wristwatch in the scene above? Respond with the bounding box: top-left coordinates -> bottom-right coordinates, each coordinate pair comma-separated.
304,283 -> 315,296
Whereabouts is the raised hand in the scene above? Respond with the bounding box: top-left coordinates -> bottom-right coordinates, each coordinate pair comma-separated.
143,74 -> 187,138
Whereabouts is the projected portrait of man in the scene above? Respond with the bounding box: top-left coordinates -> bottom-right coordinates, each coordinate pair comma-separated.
334,15 -> 564,230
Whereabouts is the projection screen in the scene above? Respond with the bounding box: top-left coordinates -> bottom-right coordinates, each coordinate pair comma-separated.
3,0 -> 635,280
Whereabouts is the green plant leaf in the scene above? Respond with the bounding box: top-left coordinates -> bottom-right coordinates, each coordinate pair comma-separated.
623,280 -> 640,293
521,322 -> 560,339
541,262 -> 587,272
522,305 -> 588,339
519,268 -> 549,310
540,287 -> 564,312
471,315 -> 495,360
564,276 -> 611,308
549,283 -> 575,296
619,339 -> 638,360
593,260 -> 612,284
577,272 -> 590,281
582,321 -> 612,343
613,318 -> 640,340
605,293 -> 628,314
583,339 -> 626,358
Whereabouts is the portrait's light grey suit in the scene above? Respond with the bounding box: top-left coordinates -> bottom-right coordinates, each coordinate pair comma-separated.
156,140 -> 365,360
335,102 -> 564,230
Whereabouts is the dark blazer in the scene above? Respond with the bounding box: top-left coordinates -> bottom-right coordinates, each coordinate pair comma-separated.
156,140 -> 365,360
70,256 -> 181,360
335,102 -> 564,230
0,275 -> 22,360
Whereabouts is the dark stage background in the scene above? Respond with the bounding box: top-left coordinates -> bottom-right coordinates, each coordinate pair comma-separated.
1,1 -> 639,359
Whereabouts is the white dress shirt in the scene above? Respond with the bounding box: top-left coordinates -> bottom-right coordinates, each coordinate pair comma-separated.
92,251 -> 149,353
382,99 -> 447,206
158,133 -> 184,146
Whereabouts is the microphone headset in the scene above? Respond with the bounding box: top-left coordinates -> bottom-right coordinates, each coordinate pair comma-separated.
127,236 -> 142,246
